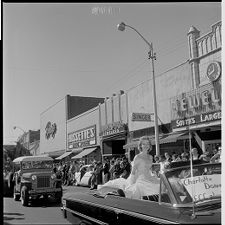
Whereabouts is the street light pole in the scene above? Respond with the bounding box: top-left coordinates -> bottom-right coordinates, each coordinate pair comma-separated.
117,22 -> 160,156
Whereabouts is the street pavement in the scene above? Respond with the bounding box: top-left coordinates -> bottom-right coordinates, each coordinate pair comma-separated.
3,185 -> 92,225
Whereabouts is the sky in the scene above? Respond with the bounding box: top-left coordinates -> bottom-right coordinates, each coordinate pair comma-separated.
3,2 -> 221,145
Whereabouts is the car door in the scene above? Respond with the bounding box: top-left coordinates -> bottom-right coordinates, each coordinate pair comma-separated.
80,166 -> 93,186
108,177 -> 180,224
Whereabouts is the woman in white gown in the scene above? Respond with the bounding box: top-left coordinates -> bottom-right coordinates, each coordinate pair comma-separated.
100,136 -> 160,200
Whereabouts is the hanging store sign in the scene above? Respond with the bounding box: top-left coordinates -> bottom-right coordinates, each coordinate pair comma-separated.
68,125 -> 96,149
170,80 -> 221,130
171,110 -> 221,129
131,113 -> 153,121
100,121 -> 127,137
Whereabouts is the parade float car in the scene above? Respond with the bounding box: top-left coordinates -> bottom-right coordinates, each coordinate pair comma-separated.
61,161 -> 221,224
12,155 -> 62,206
74,164 -> 94,187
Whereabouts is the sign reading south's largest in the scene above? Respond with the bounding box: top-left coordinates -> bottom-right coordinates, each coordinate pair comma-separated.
170,80 -> 221,130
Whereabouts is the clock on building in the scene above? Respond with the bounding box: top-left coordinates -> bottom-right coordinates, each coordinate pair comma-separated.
206,61 -> 221,82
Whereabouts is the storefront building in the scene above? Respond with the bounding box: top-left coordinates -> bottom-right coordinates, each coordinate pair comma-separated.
40,95 -> 104,158
123,21 -> 221,159
171,21 -> 221,154
124,60 -> 192,159
99,91 -> 128,159
67,106 -> 102,164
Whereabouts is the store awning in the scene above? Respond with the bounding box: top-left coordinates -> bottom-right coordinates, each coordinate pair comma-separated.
55,151 -> 73,160
123,141 -> 139,149
123,133 -> 187,149
159,132 -> 187,144
71,147 -> 98,159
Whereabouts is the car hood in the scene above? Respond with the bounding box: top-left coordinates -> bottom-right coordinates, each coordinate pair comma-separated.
63,192 -> 221,224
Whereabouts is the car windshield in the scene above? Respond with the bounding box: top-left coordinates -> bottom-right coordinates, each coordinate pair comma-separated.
21,160 -> 53,170
165,163 -> 221,204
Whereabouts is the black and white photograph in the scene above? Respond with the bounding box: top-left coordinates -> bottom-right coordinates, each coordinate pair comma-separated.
3,2 -> 222,225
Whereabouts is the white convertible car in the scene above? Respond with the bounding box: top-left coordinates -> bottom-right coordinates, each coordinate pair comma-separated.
74,164 -> 94,187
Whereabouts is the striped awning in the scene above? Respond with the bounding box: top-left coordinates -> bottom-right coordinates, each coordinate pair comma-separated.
123,132 -> 187,149
159,132 -> 187,144
55,151 -> 73,160
71,147 -> 97,159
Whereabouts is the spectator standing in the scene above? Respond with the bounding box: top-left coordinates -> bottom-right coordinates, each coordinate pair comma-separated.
210,146 -> 221,163
171,153 -> 181,162
64,161 -> 71,186
79,164 -> 87,182
181,152 -> 189,161
53,163 -> 57,174
62,162 -> 67,185
90,161 -> 102,190
109,158 -> 115,180
102,158 -> 110,184
113,158 -> 122,179
199,151 -> 211,162
120,157 -> 131,179
154,155 -> 160,163
68,161 -> 76,185
191,148 -> 199,160
164,152 -> 172,163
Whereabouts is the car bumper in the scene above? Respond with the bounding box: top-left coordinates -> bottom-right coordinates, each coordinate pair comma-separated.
29,187 -> 62,195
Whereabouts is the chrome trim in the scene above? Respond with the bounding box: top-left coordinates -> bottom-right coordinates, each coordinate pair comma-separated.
29,187 -> 61,194
64,197 -> 178,224
64,206 -> 109,225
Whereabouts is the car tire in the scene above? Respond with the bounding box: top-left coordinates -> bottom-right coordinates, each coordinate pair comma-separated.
13,186 -> 20,201
21,186 -> 29,206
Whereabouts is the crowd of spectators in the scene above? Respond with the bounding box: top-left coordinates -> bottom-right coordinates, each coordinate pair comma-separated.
153,145 -> 221,171
52,145 -> 221,188
52,156 -> 131,189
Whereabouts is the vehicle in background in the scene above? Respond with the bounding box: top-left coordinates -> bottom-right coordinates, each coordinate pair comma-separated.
62,161 -> 221,224
74,164 -> 94,187
12,155 -> 62,206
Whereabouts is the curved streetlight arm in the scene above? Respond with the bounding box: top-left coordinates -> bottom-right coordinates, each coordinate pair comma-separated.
13,126 -> 26,133
125,24 -> 153,51
117,22 -> 160,156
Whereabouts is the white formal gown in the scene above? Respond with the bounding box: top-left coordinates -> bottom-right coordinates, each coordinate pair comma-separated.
101,156 -> 160,200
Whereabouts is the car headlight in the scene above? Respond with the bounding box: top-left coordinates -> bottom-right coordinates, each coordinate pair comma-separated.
61,198 -> 66,207
51,174 -> 56,179
31,175 -> 37,180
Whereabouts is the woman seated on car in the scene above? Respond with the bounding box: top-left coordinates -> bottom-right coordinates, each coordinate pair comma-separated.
100,136 -> 160,200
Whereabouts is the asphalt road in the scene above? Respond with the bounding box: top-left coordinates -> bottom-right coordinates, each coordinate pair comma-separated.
3,185 -> 92,225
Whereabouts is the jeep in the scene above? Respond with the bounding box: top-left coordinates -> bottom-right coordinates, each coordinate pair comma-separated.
12,155 -> 62,206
